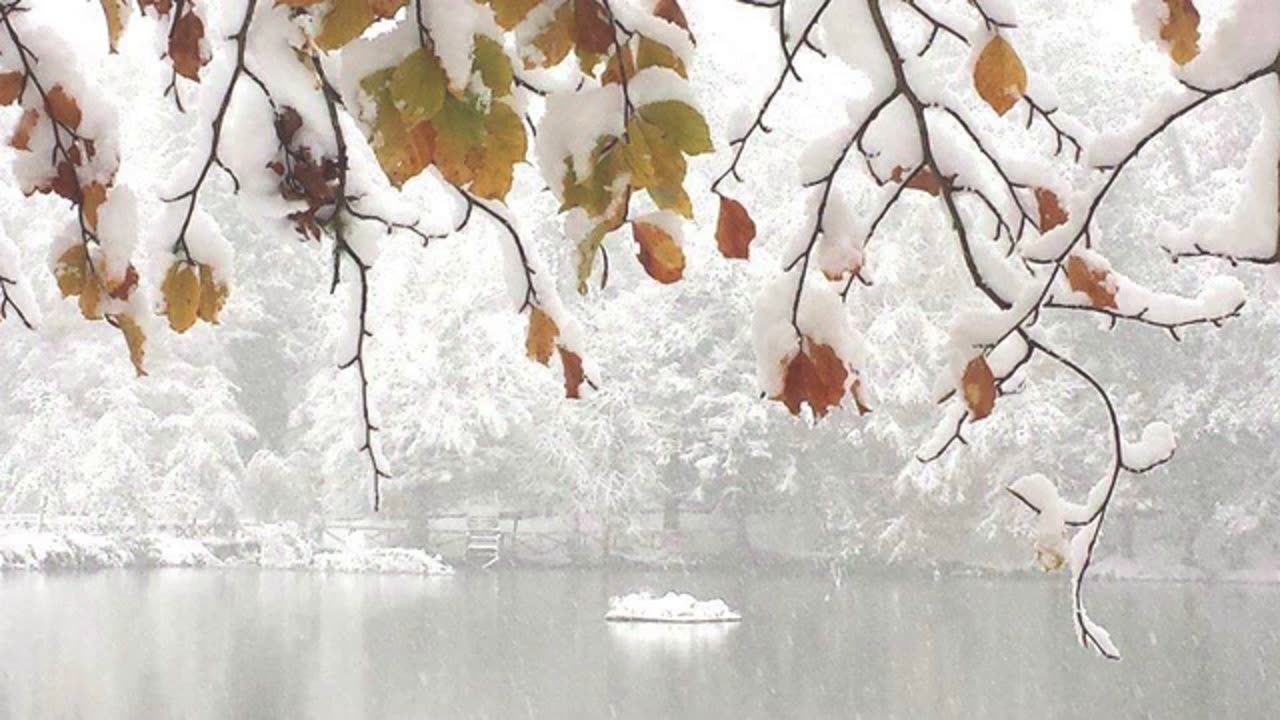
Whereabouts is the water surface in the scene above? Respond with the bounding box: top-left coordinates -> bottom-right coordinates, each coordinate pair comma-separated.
0,568 -> 1275,718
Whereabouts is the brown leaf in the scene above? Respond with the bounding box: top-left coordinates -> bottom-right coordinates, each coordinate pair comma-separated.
891,165 -> 949,196
653,0 -> 689,31
573,0 -> 614,56
1035,187 -> 1068,232
601,46 -> 635,86
715,195 -> 755,260
1064,255 -> 1118,310
973,35 -> 1026,116
559,347 -> 585,399
962,356 -> 996,420
775,339 -> 850,419
108,264 -> 139,301
79,273 -> 104,320
169,9 -> 206,81
114,313 -> 148,377
1161,0 -> 1200,65
526,307 -> 559,365
46,85 -> 82,130
632,220 -> 685,284
0,72 -> 22,105
138,0 -> 173,15
47,161 -> 80,202
9,108 -> 38,150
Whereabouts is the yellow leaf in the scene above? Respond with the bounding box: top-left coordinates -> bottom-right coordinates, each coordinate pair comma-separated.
115,313 -> 148,376
467,102 -> 527,199
197,264 -> 228,324
99,0 -> 129,53
632,117 -> 691,218
54,244 -> 89,297
526,306 -> 559,364
1161,0 -> 1200,65
631,219 -> 684,284
162,262 -> 201,333
316,0 -> 376,51
973,35 -> 1026,117
623,117 -> 656,189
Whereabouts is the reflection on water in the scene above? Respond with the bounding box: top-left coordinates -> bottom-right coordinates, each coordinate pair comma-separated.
0,568 -> 1276,719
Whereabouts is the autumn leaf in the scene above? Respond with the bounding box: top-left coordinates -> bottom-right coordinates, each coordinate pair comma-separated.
631,117 -> 692,218
82,182 -> 108,231
601,45 -> 636,86
466,102 -> 527,199
169,8 -> 206,81
0,72 -> 22,105
162,262 -> 201,333
368,0 -> 407,18
632,219 -> 685,284
529,2 -> 574,69
54,244 -> 89,297
573,0 -> 614,56
1065,255 -> 1118,310
891,165 -> 949,196
9,108 -> 38,150
107,264 -> 139,301
1161,0 -> 1200,65
637,101 -> 712,156
391,48 -> 447,123
775,339 -> 849,419
1035,187 -> 1068,232
962,356 -> 996,420
526,307 -> 559,365
79,273 -> 104,320
115,313 -> 147,377
559,347 -> 585,399
197,264 -> 228,323
99,0 -> 129,53
715,195 -> 755,260
654,0 -> 689,32
973,35 -> 1026,117
636,37 -> 686,77
473,36 -> 514,97
432,95 -> 487,186
316,0 -> 376,51
488,0 -> 541,29
46,86 -> 82,130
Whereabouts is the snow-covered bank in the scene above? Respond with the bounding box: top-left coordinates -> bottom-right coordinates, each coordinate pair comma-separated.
606,592 -> 742,623
0,525 -> 453,575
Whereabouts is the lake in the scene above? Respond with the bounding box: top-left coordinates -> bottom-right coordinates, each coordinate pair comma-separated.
0,568 -> 1275,718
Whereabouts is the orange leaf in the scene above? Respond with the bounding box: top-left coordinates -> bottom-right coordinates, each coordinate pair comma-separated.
775,339 -> 850,419
169,9 -> 206,81
973,35 -> 1026,116
108,264 -> 139,301
114,313 -> 148,377
559,347 -> 585,399
1035,187 -> 1068,232
715,195 -> 755,260
9,108 -> 38,150
1160,0 -> 1200,65
46,86 -> 82,131
962,356 -> 996,420
82,182 -> 108,230
573,0 -> 614,56
0,72 -> 22,105
632,220 -> 685,284
1065,255 -> 1118,310
526,307 -> 559,365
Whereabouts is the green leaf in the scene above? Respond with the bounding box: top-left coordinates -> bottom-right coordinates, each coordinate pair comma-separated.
391,48 -> 446,123
632,117 -> 691,217
638,101 -> 713,156
636,37 -> 686,77
473,36 -> 514,97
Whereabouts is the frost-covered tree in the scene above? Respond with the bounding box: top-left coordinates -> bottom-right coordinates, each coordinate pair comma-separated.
2,0 -> 1279,659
